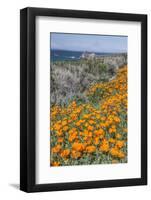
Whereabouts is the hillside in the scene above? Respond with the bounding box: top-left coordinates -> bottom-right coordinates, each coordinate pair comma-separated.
50,53 -> 127,105
50,55 -> 128,166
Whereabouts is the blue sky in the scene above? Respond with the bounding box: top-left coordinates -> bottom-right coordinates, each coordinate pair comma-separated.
51,33 -> 127,53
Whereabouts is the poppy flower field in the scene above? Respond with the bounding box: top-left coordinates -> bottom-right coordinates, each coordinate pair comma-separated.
50,65 -> 128,166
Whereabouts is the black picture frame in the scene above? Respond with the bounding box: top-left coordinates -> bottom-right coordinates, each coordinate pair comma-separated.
20,7 -> 147,192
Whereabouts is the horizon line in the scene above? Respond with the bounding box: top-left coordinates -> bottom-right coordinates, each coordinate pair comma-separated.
51,48 -> 127,54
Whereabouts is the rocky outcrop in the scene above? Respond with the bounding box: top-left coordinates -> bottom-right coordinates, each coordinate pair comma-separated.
81,52 -> 96,59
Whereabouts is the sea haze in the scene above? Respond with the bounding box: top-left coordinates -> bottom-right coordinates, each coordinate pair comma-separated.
51,49 -> 114,62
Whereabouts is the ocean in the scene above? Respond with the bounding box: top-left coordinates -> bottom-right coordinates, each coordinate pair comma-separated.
51,49 -> 113,62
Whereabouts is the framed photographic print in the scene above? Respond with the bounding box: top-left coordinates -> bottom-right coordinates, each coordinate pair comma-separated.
20,7 -> 147,192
